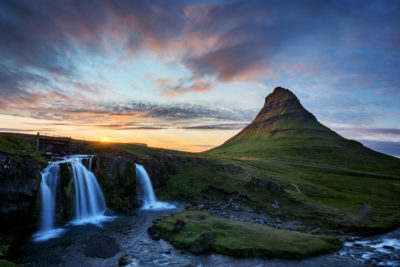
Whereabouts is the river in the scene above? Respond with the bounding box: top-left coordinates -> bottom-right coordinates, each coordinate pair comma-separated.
16,203 -> 400,267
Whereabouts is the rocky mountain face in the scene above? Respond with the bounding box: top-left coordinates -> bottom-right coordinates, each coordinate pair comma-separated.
0,153 -> 41,229
224,86 -> 339,143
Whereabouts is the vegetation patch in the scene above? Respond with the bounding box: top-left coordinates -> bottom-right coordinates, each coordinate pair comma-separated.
0,135 -> 47,168
148,210 -> 342,258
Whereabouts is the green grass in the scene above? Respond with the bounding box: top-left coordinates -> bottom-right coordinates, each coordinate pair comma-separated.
0,135 -> 47,168
207,136 -> 400,175
151,210 -> 342,258
85,141 -> 193,159
159,157 -> 400,233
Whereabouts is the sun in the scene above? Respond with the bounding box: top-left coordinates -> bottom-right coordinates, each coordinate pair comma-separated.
100,137 -> 111,143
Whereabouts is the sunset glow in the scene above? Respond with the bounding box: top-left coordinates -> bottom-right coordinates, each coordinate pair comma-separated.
0,0 -> 399,155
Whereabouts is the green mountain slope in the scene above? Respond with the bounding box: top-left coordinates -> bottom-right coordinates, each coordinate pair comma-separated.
207,87 -> 400,175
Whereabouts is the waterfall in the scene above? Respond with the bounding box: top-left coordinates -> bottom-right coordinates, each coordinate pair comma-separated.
33,164 -> 65,242
135,164 -> 175,210
33,155 -> 111,242
70,156 -> 107,225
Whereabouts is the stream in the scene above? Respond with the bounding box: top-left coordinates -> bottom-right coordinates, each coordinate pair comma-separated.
16,203 -> 400,267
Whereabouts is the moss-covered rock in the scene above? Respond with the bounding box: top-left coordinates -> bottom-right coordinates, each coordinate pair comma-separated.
149,210 -> 342,259
59,163 -> 74,222
92,154 -> 138,212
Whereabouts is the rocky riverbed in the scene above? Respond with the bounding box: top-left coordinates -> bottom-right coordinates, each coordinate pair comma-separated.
15,202 -> 400,267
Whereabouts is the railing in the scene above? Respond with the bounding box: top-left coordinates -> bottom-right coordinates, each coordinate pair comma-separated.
37,132 -> 72,139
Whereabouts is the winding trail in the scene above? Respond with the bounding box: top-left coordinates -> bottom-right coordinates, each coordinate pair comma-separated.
290,183 -> 302,194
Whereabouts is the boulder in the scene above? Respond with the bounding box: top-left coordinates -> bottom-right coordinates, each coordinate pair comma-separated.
190,231 -> 216,254
252,177 -> 282,193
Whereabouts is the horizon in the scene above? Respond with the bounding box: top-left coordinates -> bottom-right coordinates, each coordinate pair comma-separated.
1,1 -> 399,156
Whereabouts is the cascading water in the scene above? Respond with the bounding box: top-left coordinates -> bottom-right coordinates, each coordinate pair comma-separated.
33,155 -> 112,242
70,156 -> 108,225
135,164 -> 175,210
33,164 -> 65,242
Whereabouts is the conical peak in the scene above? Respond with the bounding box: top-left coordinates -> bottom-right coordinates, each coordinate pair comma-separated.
259,87 -> 302,116
265,87 -> 298,103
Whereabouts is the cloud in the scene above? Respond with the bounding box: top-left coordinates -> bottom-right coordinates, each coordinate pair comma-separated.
361,140 -> 400,158
156,77 -> 212,98
181,123 -> 248,130
0,0 -> 399,143
333,126 -> 400,142
1,0 -> 399,89
3,98 -> 255,130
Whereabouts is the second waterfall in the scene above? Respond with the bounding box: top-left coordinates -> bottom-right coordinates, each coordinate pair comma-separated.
135,164 -> 176,210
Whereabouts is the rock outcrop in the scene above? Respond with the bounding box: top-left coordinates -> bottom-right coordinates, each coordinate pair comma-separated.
0,152 -> 41,228
252,177 -> 282,193
91,154 -> 138,212
91,152 -> 211,211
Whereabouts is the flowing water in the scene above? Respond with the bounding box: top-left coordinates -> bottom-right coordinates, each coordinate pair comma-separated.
70,156 -> 109,225
26,157 -> 399,265
33,164 -> 65,242
19,203 -> 400,267
135,164 -> 175,210
33,155 -> 112,242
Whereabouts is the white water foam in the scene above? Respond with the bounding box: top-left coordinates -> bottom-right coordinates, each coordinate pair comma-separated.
135,164 -> 176,210
33,155 -> 113,242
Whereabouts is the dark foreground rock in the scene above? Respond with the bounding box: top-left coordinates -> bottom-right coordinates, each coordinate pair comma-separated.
84,235 -> 120,258
0,153 -> 41,228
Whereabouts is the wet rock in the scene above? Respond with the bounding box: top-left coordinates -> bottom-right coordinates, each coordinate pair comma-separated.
92,154 -> 138,212
148,225 -> 162,240
119,254 -> 129,266
104,208 -> 118,216
190,231 -> 216,254
271,200 -> 280,209
84,235 -> 120,258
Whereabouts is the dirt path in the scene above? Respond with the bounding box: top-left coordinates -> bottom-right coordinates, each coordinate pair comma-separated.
290,183 -> 302,194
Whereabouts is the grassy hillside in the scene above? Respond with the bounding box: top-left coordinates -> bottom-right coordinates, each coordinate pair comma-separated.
159,156 -> 400,233
207,87 -> 400,175
0,134 -> 47,168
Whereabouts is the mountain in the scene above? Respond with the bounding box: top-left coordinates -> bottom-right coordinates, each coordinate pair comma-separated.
208,87 -> 400,175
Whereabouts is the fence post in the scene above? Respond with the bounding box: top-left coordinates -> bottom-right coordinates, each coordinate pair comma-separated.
36,132 -> 40,151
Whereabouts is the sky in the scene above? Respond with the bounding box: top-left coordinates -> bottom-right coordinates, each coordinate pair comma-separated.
0,0 -> 399,155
